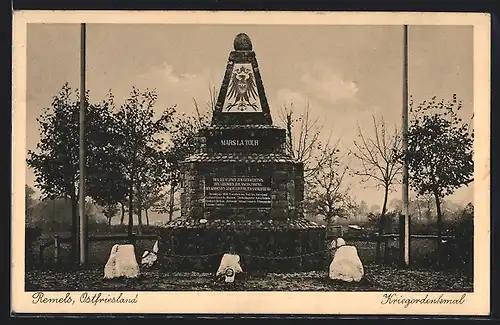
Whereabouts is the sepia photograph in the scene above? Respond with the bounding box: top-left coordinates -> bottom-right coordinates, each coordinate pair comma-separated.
12,11 -> 490,315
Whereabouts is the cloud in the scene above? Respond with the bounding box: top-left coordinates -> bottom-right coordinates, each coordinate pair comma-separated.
134,62 -> 220,115
271,63 -> 359,126
274,88 -> 309,108
300,64 -> 359,105
159,63 -> 198,84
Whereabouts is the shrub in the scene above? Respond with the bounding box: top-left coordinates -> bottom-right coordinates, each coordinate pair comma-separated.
25,226 -> 42,268
87,221 -> 112,233
440,205 -> 473,272
452,215 -> 473,269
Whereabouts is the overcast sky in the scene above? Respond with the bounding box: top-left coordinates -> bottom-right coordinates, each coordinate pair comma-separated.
25,23 -> 474,210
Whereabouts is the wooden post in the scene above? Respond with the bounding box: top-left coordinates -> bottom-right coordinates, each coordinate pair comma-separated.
383,236 -> 389,264
79,22 -> 88,266
54,235 -> 60,265
408,217 -> 412,261
400,24 -> 411,267
383,216 -> 389,263
399,214 -> 405,266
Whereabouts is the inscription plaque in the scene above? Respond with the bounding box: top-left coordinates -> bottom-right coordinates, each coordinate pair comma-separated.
204,128 -> 285,153
204,176 -> 272,208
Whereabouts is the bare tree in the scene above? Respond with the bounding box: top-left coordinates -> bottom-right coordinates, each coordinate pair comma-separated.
153,85 -> 215,222
119,200 -> 127,225
278,103 -> 331,182
102,203 -> 119,226
391,194 -> 436,225
306,141 -> 354,235
193,84 -> 218,117
25,185 -> 38,226
140,187 -> 164,226
151,188 -> 180,222
133,150 -> 168,233
350,116 -> 403,263
207,84 -> 218,113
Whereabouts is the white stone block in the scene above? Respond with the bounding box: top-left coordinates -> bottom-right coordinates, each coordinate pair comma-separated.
141,240 -> 159,268
329,245 -> 364,283
104,244 -> 140,279
216,253 -> 243,283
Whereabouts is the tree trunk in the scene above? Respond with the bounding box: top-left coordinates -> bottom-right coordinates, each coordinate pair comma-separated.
426,199 -> 432,223
136,182 -> 143,235
376,185 -> 389,264
52,199 -> 56,235
168,182 -> 176,222
326,213 -> 332,237
70,192 -> 79,264
416,200 -> 422,222
120,202 -> 125,225
145,209 -> 149,226
127,181 -> 134,239
286,113 -> 293,156
434,190 -> 443,268
108,216 -> 112,226
324,212 -> 333,267
137,210 -> 143,235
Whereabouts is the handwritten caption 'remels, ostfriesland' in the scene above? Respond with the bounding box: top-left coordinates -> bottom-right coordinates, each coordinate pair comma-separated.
381,293 -> 467,308
32,292 -> 138,306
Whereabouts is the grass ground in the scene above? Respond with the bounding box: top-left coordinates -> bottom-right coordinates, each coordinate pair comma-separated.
25,264 -> 473,292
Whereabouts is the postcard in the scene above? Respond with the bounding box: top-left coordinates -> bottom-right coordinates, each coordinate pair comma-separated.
12,10 -> 491,315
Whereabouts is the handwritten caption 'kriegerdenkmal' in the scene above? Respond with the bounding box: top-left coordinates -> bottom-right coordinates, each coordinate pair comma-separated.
381,293 -> 466,308
32,292 -> 138,306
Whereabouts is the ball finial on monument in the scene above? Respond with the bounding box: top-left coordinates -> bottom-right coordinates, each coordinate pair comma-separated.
234,33 -> 253,51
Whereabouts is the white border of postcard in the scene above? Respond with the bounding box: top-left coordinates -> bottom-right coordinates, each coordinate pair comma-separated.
11,11 -> 491,315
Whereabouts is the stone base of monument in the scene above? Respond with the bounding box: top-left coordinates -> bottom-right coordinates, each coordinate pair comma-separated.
158,218 -> 326,273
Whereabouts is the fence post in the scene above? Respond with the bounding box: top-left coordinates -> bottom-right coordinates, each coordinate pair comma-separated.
399,214 -> 405,266
374,233 -> 381,264
408,218 -> 412,263
54,235 -> 60,265
383,236 -> 389,264
324,236 -> 330,270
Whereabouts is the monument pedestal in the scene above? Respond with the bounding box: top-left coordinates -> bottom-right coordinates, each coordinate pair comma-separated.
159,219 -> 325,273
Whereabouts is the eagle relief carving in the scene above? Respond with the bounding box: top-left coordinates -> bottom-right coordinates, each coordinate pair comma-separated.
222,63 -> 262,112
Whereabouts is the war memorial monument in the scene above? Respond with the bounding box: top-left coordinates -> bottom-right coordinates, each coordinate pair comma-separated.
159,33 -> 326,273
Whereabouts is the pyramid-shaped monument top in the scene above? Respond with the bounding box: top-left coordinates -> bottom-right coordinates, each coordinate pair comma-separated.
212,33 -> 273,126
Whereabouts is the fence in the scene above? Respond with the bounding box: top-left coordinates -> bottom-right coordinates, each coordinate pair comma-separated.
38,234 -> 159,266
333,233 -> 457,268
36,231 -> 456,269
